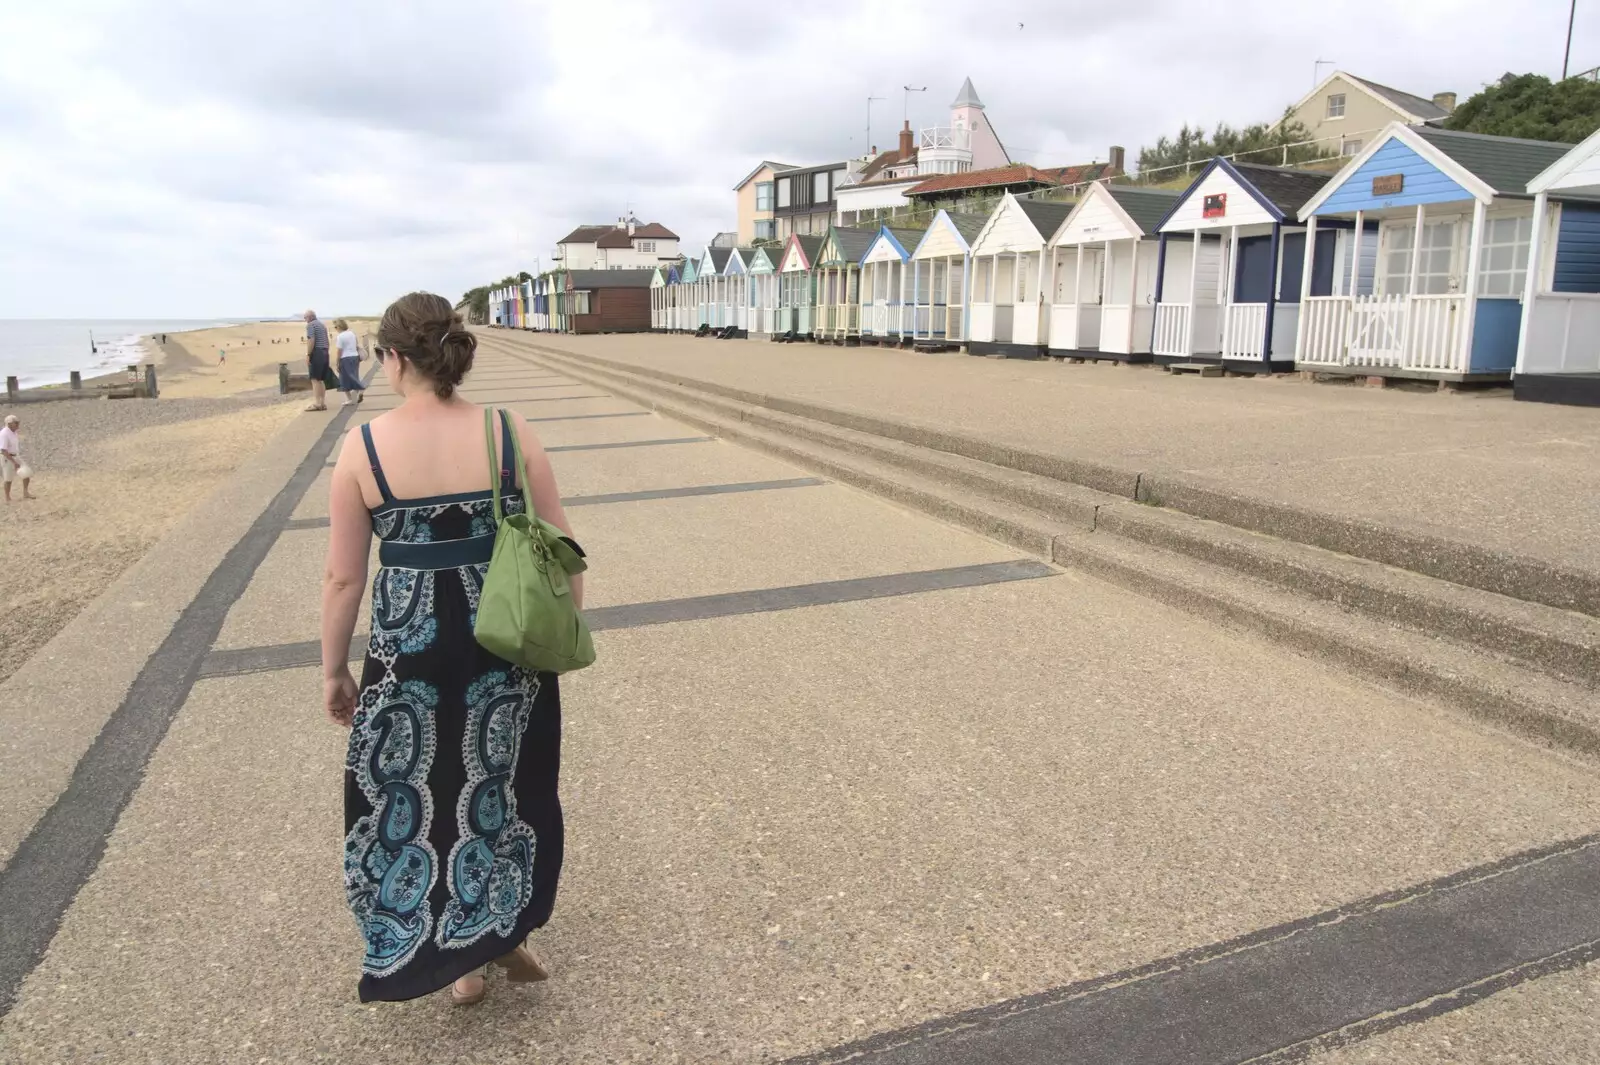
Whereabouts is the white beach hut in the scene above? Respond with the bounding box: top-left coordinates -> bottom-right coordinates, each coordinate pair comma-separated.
1044,184 -> 1179,360
966,195 -> 1075,358
909,210 -> 985,348
1513,127 -> 1600,406
1153,159 -> 1332,372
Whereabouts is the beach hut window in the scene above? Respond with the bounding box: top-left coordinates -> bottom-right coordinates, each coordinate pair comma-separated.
1476,214 -> 1533,297
1381,220 -> 1458,296
975,260 -> 993,302
1326,93 -> 1346,119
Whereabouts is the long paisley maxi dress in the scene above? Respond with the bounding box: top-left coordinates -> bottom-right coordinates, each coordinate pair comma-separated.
344,414 -> 564,1002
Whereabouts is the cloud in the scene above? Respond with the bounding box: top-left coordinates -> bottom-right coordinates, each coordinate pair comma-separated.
0,0 -> 1594,316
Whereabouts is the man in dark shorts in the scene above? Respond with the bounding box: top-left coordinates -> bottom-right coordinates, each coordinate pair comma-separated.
304,309 -> 330,411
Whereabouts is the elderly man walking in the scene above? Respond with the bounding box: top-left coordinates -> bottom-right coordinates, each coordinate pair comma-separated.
1,414 -> 33,502
303,309 -> 331,412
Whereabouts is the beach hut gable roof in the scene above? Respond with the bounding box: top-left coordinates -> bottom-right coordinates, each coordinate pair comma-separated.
970,194 -> 1070,255
1157,157 -> 1328,232
1295,122 -> 1570,217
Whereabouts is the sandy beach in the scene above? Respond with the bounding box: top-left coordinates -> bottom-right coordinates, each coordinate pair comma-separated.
0,318 -> 374,684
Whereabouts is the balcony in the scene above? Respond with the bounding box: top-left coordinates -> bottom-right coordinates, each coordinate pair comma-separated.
919,126 -> 971,151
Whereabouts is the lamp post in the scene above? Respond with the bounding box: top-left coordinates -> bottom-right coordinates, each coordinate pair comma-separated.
1563,0 -> 1577,78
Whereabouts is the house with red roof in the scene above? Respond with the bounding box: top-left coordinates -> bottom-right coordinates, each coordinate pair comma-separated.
554,217 -> 682,270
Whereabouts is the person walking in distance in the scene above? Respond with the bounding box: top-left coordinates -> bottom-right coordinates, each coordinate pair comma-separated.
1,415 -> 33,502
321,292 -> 582,1006
333,318 -> 365,406
304,309 -> 331,411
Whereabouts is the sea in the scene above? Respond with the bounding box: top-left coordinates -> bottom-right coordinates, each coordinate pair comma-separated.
0,318 -> 263,389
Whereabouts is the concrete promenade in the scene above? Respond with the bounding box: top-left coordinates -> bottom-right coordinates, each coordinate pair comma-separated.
2,340 -> 1600,1063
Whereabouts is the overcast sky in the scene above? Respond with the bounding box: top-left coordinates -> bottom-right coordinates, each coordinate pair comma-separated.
0,0 -> 1592,318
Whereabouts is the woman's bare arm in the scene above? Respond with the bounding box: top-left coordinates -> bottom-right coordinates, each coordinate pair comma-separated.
321,431 -> 374,721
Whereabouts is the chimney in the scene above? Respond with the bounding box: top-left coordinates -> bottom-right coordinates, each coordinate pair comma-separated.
1108,145 -> 1126,174
1432,91 -> 1457,113
899,120 -> 915,161
628,217 -> 637,236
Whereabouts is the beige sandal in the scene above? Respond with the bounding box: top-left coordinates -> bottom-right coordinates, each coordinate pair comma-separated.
450,969 -> 487,1006
492,942 -> 550,984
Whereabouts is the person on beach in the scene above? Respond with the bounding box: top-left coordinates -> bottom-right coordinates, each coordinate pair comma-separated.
1,415 -> 33,502
321,291 -> 580,1007
304,309 -> 330,411
333,318 -> 365,406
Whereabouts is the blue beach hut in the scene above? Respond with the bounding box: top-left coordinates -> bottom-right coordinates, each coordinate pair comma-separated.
1295,122 -> 1572,382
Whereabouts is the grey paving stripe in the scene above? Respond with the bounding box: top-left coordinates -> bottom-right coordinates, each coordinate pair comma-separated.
561,477 -> 825,508
547,436 -> 713,453
194,560 -> 1056,678
282,477 -> 827,531
782,832 -> 1600,1065
527,411 -> 651,423
199,639 -> 364,678
0,394 -> 370,1015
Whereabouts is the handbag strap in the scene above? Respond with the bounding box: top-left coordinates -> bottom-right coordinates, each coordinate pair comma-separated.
484,408 -> 538,524
499,408 -> 538,521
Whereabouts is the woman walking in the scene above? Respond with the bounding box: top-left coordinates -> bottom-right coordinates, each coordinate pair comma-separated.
321,292 -> 582,1005
333,318 -> 366,406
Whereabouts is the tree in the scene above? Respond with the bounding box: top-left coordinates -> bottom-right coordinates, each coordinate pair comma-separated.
457,286 -> 491,324
1444,73 -> 1600,143
1138,108 -> 1326,180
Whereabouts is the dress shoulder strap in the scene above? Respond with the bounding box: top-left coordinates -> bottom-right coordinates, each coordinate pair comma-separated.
359,423 -> 395,505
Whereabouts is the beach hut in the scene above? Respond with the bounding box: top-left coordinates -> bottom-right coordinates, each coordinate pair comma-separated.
1296,123 -> 1570,382
723,247 -> 753,336
910,210 -> 985,348
1152,159 -> 1332,372
1513,127 -> 1600,405
650,265 -> 669,331
966,194 -> 1075,358
1044,185 -> 1180,361
676,256 -> 699,331
549,270 -> 654,333
747,246 -> 783,337
699,246 -> 733,329
814,225 -> 876,343
777,234 -> 824,339
858,226 -> 923,344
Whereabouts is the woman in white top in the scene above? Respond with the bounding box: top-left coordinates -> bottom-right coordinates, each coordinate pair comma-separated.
334,319 -> 366,405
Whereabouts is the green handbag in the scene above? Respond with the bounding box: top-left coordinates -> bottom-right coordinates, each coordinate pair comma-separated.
473,409 -> 595,673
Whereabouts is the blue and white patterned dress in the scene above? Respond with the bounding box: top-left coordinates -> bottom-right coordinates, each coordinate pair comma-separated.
343,414 -> 565,1002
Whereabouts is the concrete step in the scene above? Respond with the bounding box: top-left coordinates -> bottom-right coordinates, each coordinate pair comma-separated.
501,338 -> 1600,759
503,341 -> 1600,618
512,340 -> 1600,692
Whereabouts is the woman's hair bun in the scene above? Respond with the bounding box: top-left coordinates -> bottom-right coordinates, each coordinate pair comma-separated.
376,291 -> 477,398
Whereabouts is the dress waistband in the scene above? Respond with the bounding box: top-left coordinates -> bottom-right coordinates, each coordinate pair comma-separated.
379,533 -> 497,571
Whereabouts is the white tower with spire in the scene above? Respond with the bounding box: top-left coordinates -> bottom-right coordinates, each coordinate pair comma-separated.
917,78 -> 1012,176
